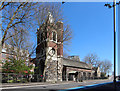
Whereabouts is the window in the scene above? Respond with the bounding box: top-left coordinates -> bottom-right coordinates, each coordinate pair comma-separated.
2,59 -> 6,63
2,53 -> 6,58
26,62 -> 29,66
2,49 -> 6,52
40,49 -> 44,55
8,55 -> 14,60
41,33 -> 43,41
40,32 -> 47,41
53,31 -> 57,41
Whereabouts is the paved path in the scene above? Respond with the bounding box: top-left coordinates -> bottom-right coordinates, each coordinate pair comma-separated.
1,79 -> 113,91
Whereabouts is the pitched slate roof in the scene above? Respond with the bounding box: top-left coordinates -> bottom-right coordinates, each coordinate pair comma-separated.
63,57 -> 92,70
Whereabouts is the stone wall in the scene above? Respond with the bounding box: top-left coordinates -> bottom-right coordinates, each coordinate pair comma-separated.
57,57 -> 63,81
45,59 -> 57,82
44,47 -> 58,82
44,56 -> 63,82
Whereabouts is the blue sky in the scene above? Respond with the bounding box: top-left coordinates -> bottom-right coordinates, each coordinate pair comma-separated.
62,2 -> 119,75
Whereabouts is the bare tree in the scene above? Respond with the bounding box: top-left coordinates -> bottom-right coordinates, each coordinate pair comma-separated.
5,26 -> 33,60
63,51 -> 69,57
100,60 -> 112,75
34,3 -> 72,45
0,2 -> 72,56
83,53 -> 100,67
0,2 -> 37,47
83,53 -> 112,76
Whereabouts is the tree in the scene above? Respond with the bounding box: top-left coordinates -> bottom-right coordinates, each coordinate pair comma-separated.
2,57 -> 34,83
83,53 -> 112,76
101,72 -> 106,78
2,57 -> 33,74
83,53 -> 100,67
100,60 -> 112,75
5,26 -> 33,60
0,2 -> 37,47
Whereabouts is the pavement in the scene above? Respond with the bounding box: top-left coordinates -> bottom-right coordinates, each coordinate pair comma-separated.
1,81 -> 73,88
1,79 -> 109,88
1,79 -> 119,91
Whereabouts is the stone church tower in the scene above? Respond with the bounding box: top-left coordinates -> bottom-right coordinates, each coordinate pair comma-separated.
36,12 -> 63,82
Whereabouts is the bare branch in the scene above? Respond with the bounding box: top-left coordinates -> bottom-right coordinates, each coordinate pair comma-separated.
1,2 -> 25,46
0,2 -> 11,11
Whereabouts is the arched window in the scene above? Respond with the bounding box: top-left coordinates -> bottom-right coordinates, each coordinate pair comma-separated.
52,31 -> 57,42
40,49 -> 44,55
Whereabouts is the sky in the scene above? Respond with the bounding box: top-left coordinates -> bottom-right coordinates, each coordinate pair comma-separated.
62,2 -> 119,75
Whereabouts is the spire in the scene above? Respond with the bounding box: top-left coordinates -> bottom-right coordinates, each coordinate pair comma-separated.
47,12 -> 54,23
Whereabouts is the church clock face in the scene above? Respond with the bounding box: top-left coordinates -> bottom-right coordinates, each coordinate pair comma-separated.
49,48 -> 55,56
51,48 -> 55,55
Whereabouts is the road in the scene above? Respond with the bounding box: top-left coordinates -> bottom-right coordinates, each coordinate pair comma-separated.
1,79 -> 113,91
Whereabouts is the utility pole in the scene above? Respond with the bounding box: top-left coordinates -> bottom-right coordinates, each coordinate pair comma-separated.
113,0 -> 116,84
104,0 -> 120,89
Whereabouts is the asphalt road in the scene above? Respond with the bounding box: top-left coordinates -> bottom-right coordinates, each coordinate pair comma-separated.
1,79 -> 113,91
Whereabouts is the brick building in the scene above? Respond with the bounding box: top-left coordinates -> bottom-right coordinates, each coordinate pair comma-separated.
0,43 -> 34,73
35,12 -> 96,82
62,56 -> 95,81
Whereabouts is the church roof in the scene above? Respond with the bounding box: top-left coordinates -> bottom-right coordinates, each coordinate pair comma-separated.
63,57 -> 92,70
92,67 -> 99,71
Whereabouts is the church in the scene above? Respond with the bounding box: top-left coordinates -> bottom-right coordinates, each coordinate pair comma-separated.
34,12 -> 95,82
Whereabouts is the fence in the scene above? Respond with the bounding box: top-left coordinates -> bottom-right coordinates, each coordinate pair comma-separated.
1,73 -> 108,83
1,73 -> 45,83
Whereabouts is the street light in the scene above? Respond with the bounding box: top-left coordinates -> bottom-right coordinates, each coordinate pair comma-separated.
62,1 -> 65,4
113,0 -> 116,84
104,0 -> 120,89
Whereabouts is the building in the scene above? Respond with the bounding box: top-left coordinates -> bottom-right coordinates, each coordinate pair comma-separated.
1,43 -> 29,62
0,43 -> 32,72
35,12 -> 63,82
93,67 -> 101,78
35,12 -> 95,82
62,56 -> 95,81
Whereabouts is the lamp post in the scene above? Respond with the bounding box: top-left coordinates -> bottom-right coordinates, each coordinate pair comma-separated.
104,0 -> 120,89
113,0 -> 116,84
